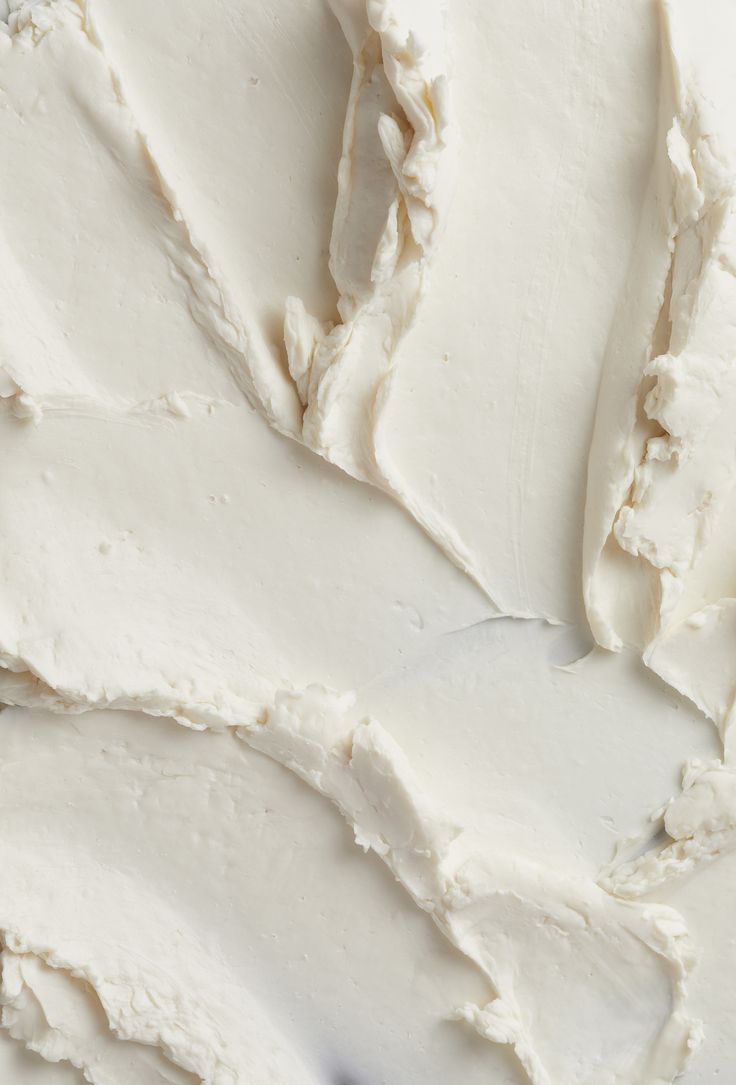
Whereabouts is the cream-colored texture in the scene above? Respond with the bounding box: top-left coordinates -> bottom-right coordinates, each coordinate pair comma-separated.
1,0 -> 733,1082
0,674 -> 707,1085
584,0 -> 736,895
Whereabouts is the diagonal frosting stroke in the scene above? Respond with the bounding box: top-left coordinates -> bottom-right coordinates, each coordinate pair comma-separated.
0,0 -> 709,1082
583,0 -> 736,897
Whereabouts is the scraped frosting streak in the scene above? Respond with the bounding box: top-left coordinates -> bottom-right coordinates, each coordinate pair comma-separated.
283,0 -> 486,588
0,0 -> 721,1082
585,0 -> 736,897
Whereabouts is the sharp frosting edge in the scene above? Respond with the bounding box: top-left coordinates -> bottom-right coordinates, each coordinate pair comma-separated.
1,949 -> 198,1085
0,0 -> 712,1081
582,0 -> 678,655
583,0 -> 736,895
283,0 -> 507,609
246,687 -> 701,1085
0,652 -> 705,1082
1,0 -> 304,436
90,0 -> 505,610
0,0 -> 514,611
0,853 -> 324,1085
284,0 -> 453,482
0,685 -> 702,1085
584,0 -> 736,653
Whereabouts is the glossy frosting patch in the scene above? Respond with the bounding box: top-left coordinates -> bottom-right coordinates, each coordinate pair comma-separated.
1,0 -> 733,1083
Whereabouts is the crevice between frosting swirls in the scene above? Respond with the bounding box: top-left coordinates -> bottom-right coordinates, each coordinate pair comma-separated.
284,0 -> 453,484
281,0 -> 502,605
584,0 -> 736,894
0,660 -> 703,1083
244,686 -> 700,1085
0,1 -> 705,1081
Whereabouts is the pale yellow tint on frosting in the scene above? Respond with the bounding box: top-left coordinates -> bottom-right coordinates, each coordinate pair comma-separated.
1,1 -> 736,1084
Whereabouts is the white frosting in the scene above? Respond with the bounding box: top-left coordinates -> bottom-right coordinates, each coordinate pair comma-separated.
248,688 -> 698,1085
284,0 -> 453,478
585,0 -> 736,646
583,0 -> 736,894
3,0 -> 736,1082
0,693 -> 702,1085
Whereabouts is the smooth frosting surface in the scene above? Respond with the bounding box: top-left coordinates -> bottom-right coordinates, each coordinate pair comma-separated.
1,1 -> 736,1083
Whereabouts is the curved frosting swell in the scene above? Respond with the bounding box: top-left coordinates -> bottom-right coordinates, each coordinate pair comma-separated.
283,0 -> 454,484
585,0 -> 736,653
0,859 -> 322,1085
245,687 -> 699,1085
0,1 -> 710,1083
584,0 -> 736,891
